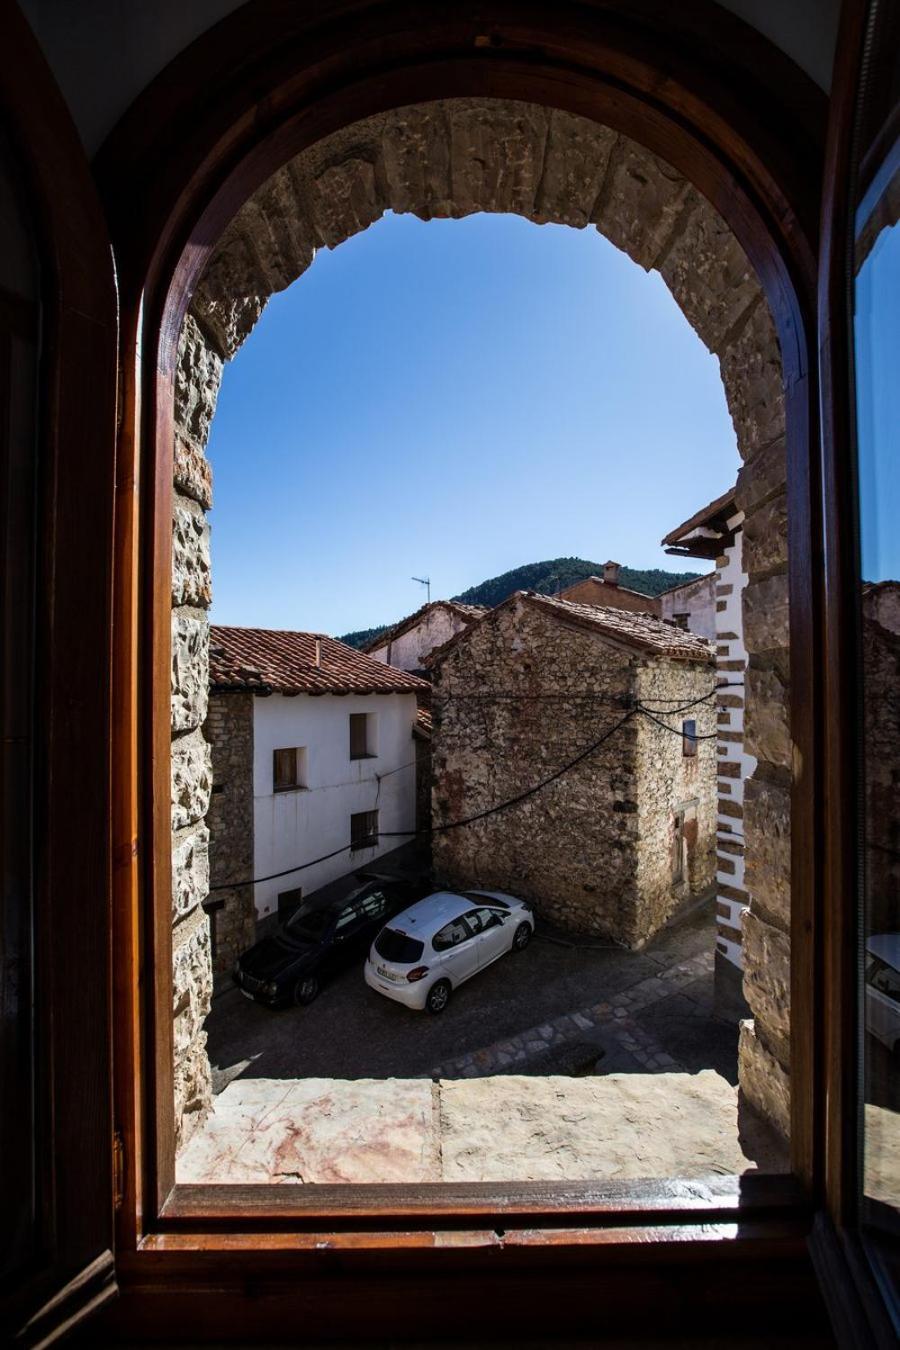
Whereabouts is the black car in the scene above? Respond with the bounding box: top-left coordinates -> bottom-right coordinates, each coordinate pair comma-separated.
232,875 -> 427,1008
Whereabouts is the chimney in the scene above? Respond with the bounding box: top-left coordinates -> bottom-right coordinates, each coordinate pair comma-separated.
603,560 -> 621,587
314,638 -> 322,668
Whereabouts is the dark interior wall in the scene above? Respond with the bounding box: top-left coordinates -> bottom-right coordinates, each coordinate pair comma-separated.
17,0 -> 248,154
18,0 -> 839,158
720,0 -> 840,91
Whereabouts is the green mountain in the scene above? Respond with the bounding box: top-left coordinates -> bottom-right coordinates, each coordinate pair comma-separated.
340,623 -> 394,651
452,557 -> 700,610
339,557 -> 700,649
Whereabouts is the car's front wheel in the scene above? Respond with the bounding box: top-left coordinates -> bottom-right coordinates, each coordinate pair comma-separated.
426,979 -> 451,1014
512,922 -> 532,952
294,974 -> 320,1006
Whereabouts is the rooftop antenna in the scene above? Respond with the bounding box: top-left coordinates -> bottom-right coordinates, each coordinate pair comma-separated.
412,575 -> 431,604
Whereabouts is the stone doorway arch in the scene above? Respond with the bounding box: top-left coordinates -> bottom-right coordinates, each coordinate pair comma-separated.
169,97 -> 791,1155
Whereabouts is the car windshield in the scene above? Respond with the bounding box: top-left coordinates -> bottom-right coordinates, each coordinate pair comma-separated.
284,903 -> 332,940
374,928 -> 425,964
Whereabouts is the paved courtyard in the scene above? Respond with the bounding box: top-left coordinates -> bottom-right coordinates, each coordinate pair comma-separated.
206,899 -> 739,1087
189,899 -> 789,1185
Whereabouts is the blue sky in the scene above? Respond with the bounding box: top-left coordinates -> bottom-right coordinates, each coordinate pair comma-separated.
855,216 -> 900,585
207,211 -> 739,636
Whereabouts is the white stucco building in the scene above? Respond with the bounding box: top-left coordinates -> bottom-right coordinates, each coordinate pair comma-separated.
663,488 -> 757,1018
364,600 -> 485,674
204,627 -> 429,968
659,572 -> 717,640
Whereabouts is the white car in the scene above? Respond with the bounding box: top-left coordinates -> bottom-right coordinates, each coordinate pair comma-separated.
364,889 -> 535,1013
866,934 -> 900,1054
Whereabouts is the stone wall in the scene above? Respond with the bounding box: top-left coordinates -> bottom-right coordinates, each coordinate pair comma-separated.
204,691 -> 256,977
430,596 -> 716,946
633,659 -> 718,938
736,433 -> 791,1140
171,96 -> 790,1147
171,321 -> 220,1149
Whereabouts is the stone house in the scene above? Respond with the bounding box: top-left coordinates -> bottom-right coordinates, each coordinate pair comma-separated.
662,488 -> 756,1019
659,572 -> 717,640
205,627 -> 428,974
364,599 -> 485,674
430,591 -> 716,948
558,560 -> 660,615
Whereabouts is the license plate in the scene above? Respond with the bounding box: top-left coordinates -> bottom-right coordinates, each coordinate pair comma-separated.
376,965 -> 396,981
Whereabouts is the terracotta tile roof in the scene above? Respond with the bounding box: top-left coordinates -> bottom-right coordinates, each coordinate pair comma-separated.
209,626 -> 430,696
428,591 -> 715,666
524,593 -> 715,660
361,600 -> 486,653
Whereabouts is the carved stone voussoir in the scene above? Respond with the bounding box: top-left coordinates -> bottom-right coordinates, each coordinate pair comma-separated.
172,492 -> 212,609
743,774 -> 791,932
742,909 -> 791,1046
593,143 -> 693,271
172,606 -> 210,733
175,313 -> 224,444
171,727 -> 212,832
738,1018 -> 790,1143
744,661 -> 791,772
174,432 -> 213,511
172,821 -> 210,924
719,300 -> 785,461
659,195 -> 761,354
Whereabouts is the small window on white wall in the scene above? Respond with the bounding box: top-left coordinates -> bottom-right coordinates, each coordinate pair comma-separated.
350,810 -> 379,851
349,713 -> 377,760
273,746 -> 308,791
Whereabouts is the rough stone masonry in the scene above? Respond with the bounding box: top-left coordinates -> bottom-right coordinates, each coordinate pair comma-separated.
171,97 -> 790,1151
430,593 -> 717,947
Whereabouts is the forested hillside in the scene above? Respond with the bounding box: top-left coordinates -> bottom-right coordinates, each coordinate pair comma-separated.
452,557 -> 699,609
339,557 -> 700,649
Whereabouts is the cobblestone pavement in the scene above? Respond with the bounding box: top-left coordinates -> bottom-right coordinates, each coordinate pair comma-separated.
431,949 -> 713,1078
207,898 -> 737,1088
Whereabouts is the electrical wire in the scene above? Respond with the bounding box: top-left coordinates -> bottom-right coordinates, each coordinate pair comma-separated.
384,707 -> 637,838
209,690 -> 739,893
209,708 -> 636,891
634,704 -> 721,739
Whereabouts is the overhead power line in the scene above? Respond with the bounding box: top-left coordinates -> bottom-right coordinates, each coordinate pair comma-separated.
210,708 -> 638,891
208,683 -> 742,894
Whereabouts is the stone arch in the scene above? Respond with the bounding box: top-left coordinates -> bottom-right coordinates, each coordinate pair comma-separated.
170,98 -> 790,1149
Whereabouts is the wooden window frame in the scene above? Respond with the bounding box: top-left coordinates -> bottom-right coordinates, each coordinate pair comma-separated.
349,710 -> 375,759
672,810 -> 686,884
273,745 -> 306,792
807,1 -> 900,1341
350,808 -> 379,852
92,0 -> 866,1338
277,885 -> 303,919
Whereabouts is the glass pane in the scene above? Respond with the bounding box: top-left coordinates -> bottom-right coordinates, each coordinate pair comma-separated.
855,131 -> 900,1278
